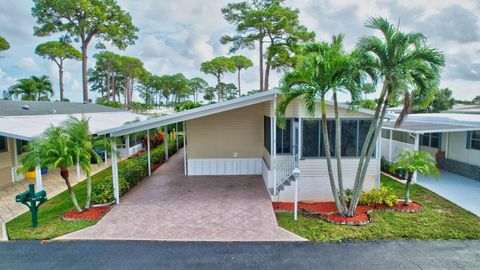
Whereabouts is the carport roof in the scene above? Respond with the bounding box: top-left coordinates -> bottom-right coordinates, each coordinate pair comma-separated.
98,90 -> 377,137
383,113 -> 480,134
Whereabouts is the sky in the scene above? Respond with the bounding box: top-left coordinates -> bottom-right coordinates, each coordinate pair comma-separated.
0,0 -> 479,103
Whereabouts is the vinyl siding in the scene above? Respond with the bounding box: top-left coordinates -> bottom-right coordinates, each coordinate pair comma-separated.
447,131 -> 480,166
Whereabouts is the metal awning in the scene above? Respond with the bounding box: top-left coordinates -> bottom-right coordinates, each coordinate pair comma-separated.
382,119 -> 480,134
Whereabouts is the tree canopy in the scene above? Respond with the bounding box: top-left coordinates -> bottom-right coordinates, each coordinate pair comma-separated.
200,56 -> 236,101
230,55 -> 253,95
0,35 -> 10,52
8,75 -> 54,101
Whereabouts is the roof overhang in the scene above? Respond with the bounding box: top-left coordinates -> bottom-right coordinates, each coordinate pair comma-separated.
382,119 -> 480,134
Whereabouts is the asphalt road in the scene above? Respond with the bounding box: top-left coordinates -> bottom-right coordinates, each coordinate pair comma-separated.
0,240 -> 479,269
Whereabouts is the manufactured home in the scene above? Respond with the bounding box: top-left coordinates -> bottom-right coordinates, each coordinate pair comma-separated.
100,90 -> 381,202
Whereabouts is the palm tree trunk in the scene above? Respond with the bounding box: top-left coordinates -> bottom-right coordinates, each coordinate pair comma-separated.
237,69 -> 241,96
60,167 -> 83,213
259,38 -> 264,91
321,95 -> 346,215
85,171 -> 92,209
333,91 -> 347,208
404,173 -> 413,206
348,82 -> 391,216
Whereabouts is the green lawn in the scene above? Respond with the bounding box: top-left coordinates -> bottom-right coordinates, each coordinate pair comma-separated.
277,175 -> 480,241
6,159 -> 131,240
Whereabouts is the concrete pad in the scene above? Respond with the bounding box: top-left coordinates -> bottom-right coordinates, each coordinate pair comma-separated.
59,149 -> 304,242
418,170 -> 480,216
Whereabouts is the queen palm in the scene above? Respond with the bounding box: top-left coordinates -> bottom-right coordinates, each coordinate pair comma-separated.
277,35 -> 373,216
347,17 -> 445,216
64,116 -> 101,209
9,75 -> 54,101
391,149 -> 439,205
20,126 -> 85,212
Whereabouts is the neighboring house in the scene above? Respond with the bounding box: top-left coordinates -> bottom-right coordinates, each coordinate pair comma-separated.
445,104 -> 480,114
381,113 -> 480,180
99,90 -> 381,202
0,100 -> 147,189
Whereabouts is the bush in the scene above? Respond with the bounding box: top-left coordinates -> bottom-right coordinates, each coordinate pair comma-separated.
91,176 -> 130,204
359,187 -> 398,207
381,157 -> 391,172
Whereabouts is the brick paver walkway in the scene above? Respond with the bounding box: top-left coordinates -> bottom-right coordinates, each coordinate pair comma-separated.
59,149 -> 304,241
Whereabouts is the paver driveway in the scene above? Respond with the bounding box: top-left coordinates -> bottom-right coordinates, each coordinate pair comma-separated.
59,149 -> 303,241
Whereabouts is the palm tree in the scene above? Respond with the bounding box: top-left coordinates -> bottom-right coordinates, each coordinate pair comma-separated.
347,17 -> 445,216
64,116 -> 101,209
391,150 -> 439,205
9,75 -> 54,101
19,126 -> 84,212
277,35 -> 373,216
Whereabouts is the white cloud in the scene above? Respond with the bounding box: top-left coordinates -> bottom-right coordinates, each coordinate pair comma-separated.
13,57 -> 39,72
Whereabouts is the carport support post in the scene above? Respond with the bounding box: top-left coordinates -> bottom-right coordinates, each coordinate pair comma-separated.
389,129 -> 393,162
111,140 -> 120,204
413,133 -> 420,183
35,162 -> 43,191
164,126 -> 169,160
293,168 -> 300,221
272,93 -> 277,195
183,122 -> 187,175
176,122 -> 179,151
125,135 -> 130,157
147,129 -> 151,176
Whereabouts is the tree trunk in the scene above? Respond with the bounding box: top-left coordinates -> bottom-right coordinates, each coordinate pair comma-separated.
348,82 -> 391,216
106,68 -> 111,101
259,38 -> 264,91
81,43 -> 89,103
217,75 -> 221,102
264,60 -> 270,91
85,171 -> 92,209
112,76 -> 116,102
59,61 -> 64,102
237,69 -> 241,96
60,167 -> 83,213
404,173 -> 413,206
321,95 -> 347,215
333,91 -> 347,208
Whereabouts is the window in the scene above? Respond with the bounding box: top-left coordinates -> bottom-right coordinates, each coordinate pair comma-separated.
301,119 -> 373,158
276,119 -> 292,154
0,136 -> 6,152
468,131 -> 480,150
264,116 -> 271,153
16,139 -> 28,155
421,133 -> 441,148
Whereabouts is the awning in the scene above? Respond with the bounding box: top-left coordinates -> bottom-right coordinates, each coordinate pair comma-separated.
382,119 -> 480,134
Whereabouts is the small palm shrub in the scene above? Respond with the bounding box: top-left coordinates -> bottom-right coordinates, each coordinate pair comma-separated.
359,187 -> 398,207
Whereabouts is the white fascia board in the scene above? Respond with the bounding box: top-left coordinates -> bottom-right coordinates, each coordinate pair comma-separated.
0,131 -> 33,141
381,125 -> 480,134
101,90 -> 279,137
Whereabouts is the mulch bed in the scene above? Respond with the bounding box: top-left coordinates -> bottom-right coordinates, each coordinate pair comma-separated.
273,200 -> 422,226
62,205 -> 113,221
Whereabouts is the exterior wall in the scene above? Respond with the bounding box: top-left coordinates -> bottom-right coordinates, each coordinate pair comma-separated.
0,138 -> 14,187
419,145 -> 438,157
446,131 -> 480,166
186,103 -> 264,159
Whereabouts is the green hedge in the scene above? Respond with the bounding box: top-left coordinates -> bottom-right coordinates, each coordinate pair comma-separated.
92,136 -> 183,204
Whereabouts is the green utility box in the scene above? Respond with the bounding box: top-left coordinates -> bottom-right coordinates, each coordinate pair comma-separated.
15,184 -> 47,228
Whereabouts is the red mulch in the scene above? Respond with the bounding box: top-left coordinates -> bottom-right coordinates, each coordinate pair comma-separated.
63,205 -> 112,221
273,201 -> 422,225
152,163 -> 161,171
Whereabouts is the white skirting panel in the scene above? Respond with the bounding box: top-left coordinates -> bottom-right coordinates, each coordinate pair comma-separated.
188,158 -> 262,176
262,159 -> 272,188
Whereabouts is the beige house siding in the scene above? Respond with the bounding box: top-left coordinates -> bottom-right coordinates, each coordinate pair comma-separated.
186,103 -> 264,159
0,139 -> 12,186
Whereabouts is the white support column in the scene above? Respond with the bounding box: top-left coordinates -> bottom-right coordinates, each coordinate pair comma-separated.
76,162 -> 81,181
111,140 -> 120,204
12,139 -> 19,182
125,135 -> 130,157
445,133 -> 450,159
272,94 -> 277,195
298,118 -> 302,159
35,163 -> 43,191
104,149 -> 108,166
413,133 -> 420,183
164,126 -> 169,161
176,122 -> 179,151
389,129 -> 393,162
147,129 -> 151,176
376,135 -> 381,189
183,122 -> 187,175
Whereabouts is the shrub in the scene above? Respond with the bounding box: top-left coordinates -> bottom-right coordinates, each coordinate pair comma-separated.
359,187 -> 398,207
381,157 -> 391,172
91,176 -> 130,204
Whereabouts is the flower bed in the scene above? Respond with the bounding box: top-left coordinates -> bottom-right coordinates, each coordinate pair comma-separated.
273,200 -> 423,226
62,205 -> 112,221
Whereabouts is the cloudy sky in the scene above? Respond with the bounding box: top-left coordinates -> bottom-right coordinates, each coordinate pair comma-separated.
0,0 -> 479,102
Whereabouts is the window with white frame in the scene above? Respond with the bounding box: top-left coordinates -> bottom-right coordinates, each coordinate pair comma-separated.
467,131 -> 480,150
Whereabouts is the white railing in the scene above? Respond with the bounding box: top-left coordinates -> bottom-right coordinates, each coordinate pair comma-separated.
275,153 -> 299,190
381,138 -> 415,162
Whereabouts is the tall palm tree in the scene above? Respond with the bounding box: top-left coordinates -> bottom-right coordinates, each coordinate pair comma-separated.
9,75 -> 54,101
277,35 -> 373,216
391,149 -> 439,205
19,126 -> 84,212
347,17 -> 445,216
64,116 -> 101,209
